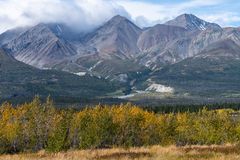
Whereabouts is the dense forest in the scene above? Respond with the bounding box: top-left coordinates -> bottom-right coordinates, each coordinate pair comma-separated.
0,97 -> 240,154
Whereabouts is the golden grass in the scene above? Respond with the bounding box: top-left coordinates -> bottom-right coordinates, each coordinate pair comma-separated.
0,145 -> 240,160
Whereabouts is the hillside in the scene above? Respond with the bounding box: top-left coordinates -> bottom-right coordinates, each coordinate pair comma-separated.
0,49 -> 119,103
1,14 -> 240,104
150,39 -> 240,98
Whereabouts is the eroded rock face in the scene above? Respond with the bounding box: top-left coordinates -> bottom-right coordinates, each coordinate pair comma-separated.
85,15 -> 142,59
3,23 -> 77,68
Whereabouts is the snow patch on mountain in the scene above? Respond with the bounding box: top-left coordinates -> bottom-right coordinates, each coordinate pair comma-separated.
146,83 -> 174,93
118,74 -> 128,82
199,24 -> 206,31
74,72 -> 86,76
89,61 -> 103,71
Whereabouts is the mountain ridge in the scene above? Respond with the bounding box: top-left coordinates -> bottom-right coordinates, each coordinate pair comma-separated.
165,14 -> 221,31
1,13 -> 231,71
1,13 -> 240,103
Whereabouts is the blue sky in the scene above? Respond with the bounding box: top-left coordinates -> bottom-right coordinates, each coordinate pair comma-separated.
0,0 -> 239,33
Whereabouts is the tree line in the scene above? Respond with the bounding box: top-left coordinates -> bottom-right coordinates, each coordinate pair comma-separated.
0,96 -> 240,153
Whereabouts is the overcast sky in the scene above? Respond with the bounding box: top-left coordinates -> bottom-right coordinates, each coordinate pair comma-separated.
0,0 -> 239,33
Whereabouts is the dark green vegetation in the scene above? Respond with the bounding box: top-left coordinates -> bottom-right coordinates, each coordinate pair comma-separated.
2,41 -> 240,106
149,40 -> 240,99
1,97 -> 240,153
143,102 -> 240,113
0,49 -> 120,104
150,58 -> 240,100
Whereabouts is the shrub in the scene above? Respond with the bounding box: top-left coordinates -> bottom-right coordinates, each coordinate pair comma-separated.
0,98 -> 239,153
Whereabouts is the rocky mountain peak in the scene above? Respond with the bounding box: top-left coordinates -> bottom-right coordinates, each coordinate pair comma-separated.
165,13 -> 221,31
85,15 -> 142,59
99,15 -> 141,32
106,15 -> 132,25
3,22 -> 77,69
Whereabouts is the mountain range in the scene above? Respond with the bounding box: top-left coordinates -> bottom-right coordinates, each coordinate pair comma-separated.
1,13 -> 240,105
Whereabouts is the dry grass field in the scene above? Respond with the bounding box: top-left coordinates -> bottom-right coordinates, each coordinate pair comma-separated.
0,145 -> 240,160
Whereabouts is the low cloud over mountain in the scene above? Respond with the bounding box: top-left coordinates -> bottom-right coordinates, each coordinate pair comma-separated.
0,0 -> 129,33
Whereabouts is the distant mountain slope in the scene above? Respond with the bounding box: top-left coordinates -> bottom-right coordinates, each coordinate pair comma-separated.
85,15 -> 142,59
150,39 -> 240,97
53,15 -> 146,82
3,23 -> 78,68
0,27 -> 28,46
137,24 -> 190,68
137,24 -> 187,51
196,39 -> 240,58
137,14 -> 234,70
0,49 -> 118,101
1,14 -> 229,73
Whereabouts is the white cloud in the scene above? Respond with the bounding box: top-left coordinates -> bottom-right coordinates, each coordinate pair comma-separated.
0,0 -> 129,33
201,12 -> 240,27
